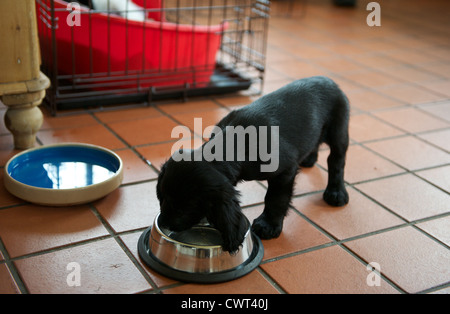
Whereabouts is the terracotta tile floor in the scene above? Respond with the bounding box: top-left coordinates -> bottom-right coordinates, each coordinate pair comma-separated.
1,0 -> 449,294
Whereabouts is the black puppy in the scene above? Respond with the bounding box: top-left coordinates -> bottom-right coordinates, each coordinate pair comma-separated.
156,76 -> 350,253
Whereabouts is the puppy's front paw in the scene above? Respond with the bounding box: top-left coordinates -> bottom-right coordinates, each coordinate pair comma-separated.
252,214 -> 282,240
221,240 -> 242,255
323,187 -> 349,206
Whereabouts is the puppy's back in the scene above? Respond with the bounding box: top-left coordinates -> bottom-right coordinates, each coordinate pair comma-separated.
245,76 -> 347,126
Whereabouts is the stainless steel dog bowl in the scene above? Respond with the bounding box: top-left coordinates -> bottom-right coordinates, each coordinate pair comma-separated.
138,213 -> 264,283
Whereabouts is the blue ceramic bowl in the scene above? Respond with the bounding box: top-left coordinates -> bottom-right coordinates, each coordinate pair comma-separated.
4,143 -> 123,206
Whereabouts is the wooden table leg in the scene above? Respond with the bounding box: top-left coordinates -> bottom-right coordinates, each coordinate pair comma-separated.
0,0 -> 50,149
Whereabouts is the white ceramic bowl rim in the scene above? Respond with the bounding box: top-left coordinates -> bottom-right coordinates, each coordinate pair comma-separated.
3,143 -> 123,206
5,143 -> 123,192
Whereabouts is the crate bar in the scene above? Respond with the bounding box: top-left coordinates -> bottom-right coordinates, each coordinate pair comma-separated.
50,0 -> 58,114
174,0 -> 181,71
107,1 -> 112,76
125,0 -> 130,74
139,0 -> 147,91
158,0 -> 164,73
190,1 -> 197,85
88,0 -> 94,76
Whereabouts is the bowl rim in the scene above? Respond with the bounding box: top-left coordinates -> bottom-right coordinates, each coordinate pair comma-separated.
3,143 -> 123,206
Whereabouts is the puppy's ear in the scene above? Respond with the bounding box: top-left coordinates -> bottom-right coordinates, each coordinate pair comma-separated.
156,161 -> 167,202
205,183 -> 248,254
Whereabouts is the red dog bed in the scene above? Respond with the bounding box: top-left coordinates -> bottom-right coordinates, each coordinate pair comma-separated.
37,0 -> 227,91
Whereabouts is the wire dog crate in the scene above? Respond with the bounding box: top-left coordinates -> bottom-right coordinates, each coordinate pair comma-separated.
36,0 -> 270,114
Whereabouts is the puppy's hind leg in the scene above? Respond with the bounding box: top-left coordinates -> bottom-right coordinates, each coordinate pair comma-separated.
324,143 -> 349,206
252,168 -> 297,239
323,97 -> 350,206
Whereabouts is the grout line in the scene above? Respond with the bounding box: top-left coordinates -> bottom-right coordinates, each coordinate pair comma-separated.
355,137 -> 450,196
260,241 -> 338,266
413,104 -> 450,127
0,203 -> 28,211
349,184 -> 450,252
8,235 -> 114,263
0,237 -> 29,294
89,111 -> 163,178
256,267 -> 288,294
112,233 -> 160,293
338,241 -> 407,294
87,204 -> 160,292
410,219 -> 450,251
416,281 -> 450,294
358,138 -> 445,175
414,168 -> 450,196
158,281 -> 190,294
357,111 -> 450,155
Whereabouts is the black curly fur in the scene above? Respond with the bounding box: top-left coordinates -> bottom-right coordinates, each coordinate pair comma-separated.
157,76 -> 350,253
